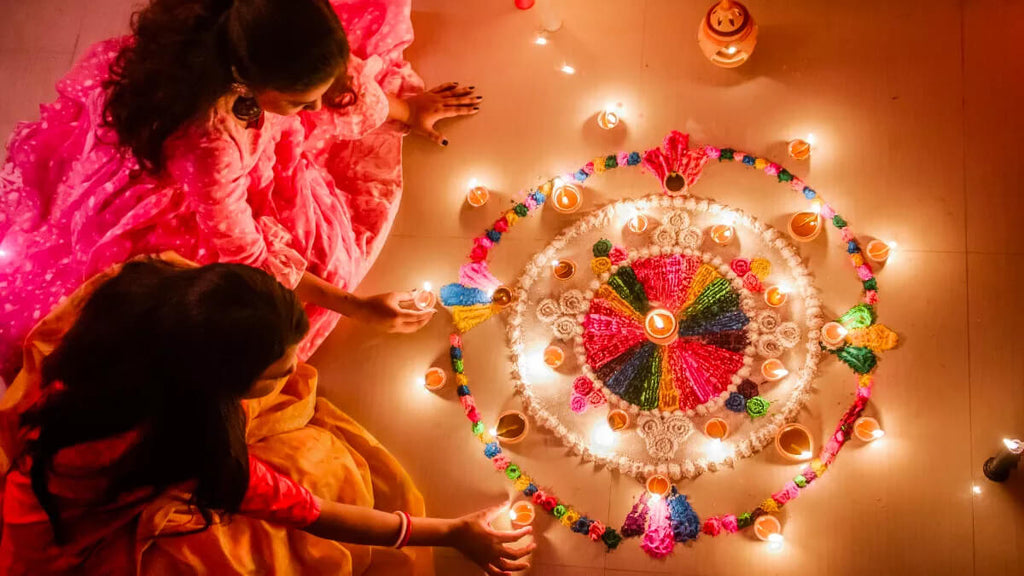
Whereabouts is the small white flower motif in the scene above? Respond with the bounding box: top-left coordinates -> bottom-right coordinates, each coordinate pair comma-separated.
536,298 -> 561,323
652,225 -> 678,246
552,316 -> 581,341
677,226 -> 702,249
559,289 -> 586,315
666,210 -> 690,229
754,309 -> 800,355
636,413 -> 694,460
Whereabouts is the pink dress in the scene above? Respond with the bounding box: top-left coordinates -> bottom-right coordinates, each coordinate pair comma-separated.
0,0 -> 423,382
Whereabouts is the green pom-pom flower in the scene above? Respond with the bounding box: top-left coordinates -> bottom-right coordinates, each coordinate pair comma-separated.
840,304 -> 876,329
746,396 -> 770,418
836,345 -> 877,374
602,528 -> 623,550
777,169 -> 794,182
794,474 -> 807,488
452,359 -> 464,374
863,278 -> 878,291
832,215 -> 847,228
737,512 -> 753,528
471,421 -> 484,435
592,239 -> 612,258
604,155 -> 618,169
552,505 -> 567,518
513,203 -> 529,217
505,464 -> 522,480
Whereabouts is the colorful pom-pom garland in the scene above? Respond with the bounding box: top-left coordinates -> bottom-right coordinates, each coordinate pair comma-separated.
440,131 -> 898,554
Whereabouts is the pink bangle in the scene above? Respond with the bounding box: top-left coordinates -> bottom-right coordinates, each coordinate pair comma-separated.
395,511 -> 412,549
391,511 -> 408,548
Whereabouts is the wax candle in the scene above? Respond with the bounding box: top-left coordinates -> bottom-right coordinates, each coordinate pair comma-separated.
764,285 -> 788,307
761,359 -> 788,381
627,214 -> 649,233
774,423 -> 814,462
704,417 -> 729,440
509,501 -> 535,526
412,282 -> 436,310
644,309 -> 678,345
821,321 -> 848,348
466,184 -> 489,208
753,514 -> 782,541
551,181 -> 582,213
543,345 -> 565,368
423,367 -> 447,391
491,286 -> 514,307
787,138 -> 811,160
607,408 -> 631,431
852,416 -> 884,442
865,240 -> 892,263
982,438 -> 1024,482
788,211 -> 823,242
551,259 -> 576,280
645,474 -> 671,497
495,410 -> 530,444
709,223 -> 735,246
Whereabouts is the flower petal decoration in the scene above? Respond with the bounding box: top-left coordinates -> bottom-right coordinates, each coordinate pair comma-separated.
641,131 -> 710,195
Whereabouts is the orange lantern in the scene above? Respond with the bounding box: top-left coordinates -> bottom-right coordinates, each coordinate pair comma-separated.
697,0 -> 758,68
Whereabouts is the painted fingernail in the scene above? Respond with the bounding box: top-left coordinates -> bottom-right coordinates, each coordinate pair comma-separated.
441,139 -> 449,146
475,96 -> 483,100
473,107 -> 479,110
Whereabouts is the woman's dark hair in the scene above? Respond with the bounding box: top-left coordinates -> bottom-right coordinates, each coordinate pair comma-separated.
104,0 -> 351,171
21,260 -> 309,543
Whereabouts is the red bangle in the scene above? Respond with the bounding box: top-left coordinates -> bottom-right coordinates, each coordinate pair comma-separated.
396,511 -> 413,549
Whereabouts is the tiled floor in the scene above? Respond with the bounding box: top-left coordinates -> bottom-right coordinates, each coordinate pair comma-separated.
2,1 -> 1022,575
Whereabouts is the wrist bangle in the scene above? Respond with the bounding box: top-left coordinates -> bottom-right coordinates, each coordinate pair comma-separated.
391,511 -> 408,548
396,511 -> 412,549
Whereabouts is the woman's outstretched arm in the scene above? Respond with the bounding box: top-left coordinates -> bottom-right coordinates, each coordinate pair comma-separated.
306,498 -> 535,576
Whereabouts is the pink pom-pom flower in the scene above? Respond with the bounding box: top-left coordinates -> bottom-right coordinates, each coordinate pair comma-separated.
702,517 -> 723,536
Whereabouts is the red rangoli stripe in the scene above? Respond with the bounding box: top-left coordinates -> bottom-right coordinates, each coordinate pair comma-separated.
582,312 -> 647,369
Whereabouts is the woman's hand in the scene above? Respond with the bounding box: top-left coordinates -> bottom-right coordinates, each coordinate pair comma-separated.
400,83 -> 481,146
347,291 -> 435,333
450,502 -> 535,575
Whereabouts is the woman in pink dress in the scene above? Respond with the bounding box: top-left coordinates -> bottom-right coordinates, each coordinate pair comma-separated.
0,0 -> 477,384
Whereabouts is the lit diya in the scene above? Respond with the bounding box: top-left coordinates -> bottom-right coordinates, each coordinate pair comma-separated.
597,107 -> 620,130
774,423 -> 814,462
709,223 -> 735,246
644,308 -> 678,346
494,410 -> 530,444
853,416 -> 885,442
509,500 -> 535,526
551,181 -> 582,213
753,514 -> 782,541
491,285 -> 514,307
764,285 -> 788,307
466,184 -> 489,207
787,138 -> 811,160
645,474 -> 671,498
761,359 -> 788,381
551,259 -> 577,280
821,321 -> 848,348
704,417 -> 729,440
412,282 -> 436,310
865,240 -> 892,263
423,367 -> 447,391
543,345 -> 565,368
627,213 -> 649,233
788,211 -> 823,242
607,408 -> 631,431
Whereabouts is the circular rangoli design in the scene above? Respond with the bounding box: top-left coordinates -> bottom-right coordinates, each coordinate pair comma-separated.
436,131 -> 899,557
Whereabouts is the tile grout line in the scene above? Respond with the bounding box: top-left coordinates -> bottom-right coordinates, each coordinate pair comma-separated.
959,2 -> 977,575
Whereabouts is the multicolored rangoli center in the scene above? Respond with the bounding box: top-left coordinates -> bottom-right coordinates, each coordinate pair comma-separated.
582,253 -> 751,412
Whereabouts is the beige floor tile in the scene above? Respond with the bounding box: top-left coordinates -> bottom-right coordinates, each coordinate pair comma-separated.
964,1 -> 1024,254
967,254 -> 1024,576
